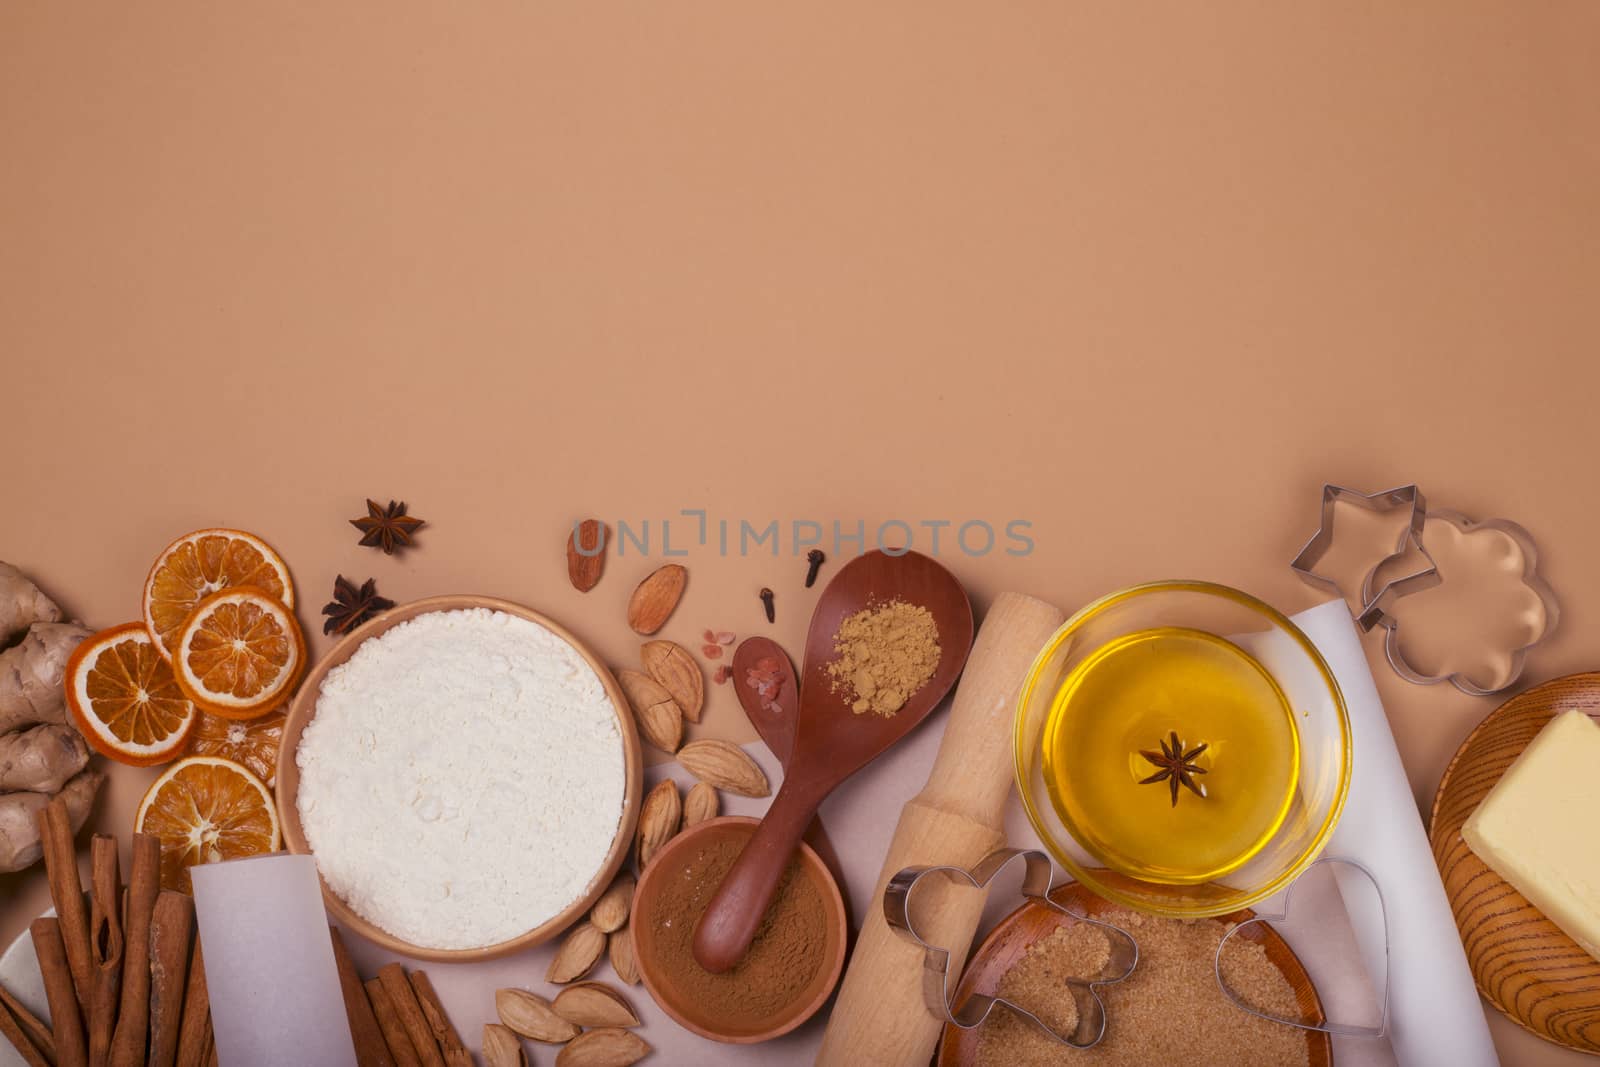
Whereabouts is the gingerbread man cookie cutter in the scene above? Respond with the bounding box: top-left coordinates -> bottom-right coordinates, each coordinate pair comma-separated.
883,847 -> 1139,1050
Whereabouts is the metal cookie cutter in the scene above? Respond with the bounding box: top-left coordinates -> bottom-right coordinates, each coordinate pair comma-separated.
1215,857 -> 1390,1039
884,847 -> 1139,1050
1360,510 -> 1559,697
1289,484 -> 1441,631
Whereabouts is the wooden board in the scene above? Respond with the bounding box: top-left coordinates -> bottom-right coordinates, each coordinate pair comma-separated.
1429,672 -> 1600,1056
937,883 -> 1331,1066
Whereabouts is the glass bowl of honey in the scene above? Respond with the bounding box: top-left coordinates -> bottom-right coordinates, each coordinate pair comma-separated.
1015,581 -> 1351,918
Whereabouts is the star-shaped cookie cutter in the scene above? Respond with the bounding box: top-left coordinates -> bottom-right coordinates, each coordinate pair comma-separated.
1289,484 -> 1441,632
883,847 -> 1139,1050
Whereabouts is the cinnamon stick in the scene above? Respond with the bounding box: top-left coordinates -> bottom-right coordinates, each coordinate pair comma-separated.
108,833 -> 160,1066
375,965 -> 444,1067
37,797 -> 93,1013
363,979 -> 421,1067
32,917 -> 88,1067
327,929 -> 393,1067
0,983 -> 53,1067
405,972 -> 470,1067
145,892 -> 192,1067
172,942 -> 210,1067
87,834 -> 123,1067
0,994 -> 50,1067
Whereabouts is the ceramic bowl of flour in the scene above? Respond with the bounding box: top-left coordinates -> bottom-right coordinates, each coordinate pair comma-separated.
277,594 -> 643,962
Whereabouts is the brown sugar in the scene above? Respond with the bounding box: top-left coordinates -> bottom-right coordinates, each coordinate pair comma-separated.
975,909 -> 1310,1067
825,599 -> 940,716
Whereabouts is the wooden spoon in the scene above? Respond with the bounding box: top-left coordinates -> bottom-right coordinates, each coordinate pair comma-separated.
730,637 -> 848,905
694,550 -> 974,973
730,637 -> 800,764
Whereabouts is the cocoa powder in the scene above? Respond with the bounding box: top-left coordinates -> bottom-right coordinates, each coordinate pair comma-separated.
649,835 -> 826,1025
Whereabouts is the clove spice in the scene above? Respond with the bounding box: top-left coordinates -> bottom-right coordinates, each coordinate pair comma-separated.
804,550 -> 826,588
759,588 -> 775,624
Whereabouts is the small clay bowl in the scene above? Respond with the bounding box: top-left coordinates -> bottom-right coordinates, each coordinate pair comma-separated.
632,816 -> 848,1043
277,594 -> 643,963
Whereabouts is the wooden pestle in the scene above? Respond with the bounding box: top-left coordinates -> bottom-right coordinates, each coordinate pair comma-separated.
816,591 -> 1064,1067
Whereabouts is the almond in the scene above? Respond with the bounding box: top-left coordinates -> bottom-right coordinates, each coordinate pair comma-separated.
683,782 -> 719,827
495,988 -> 580,1043
617,669 -> 682,753
590,873 -> 634,933
608,927 -> 640,985
566,519 -> 608,592
626,564 -> 687,635
483,1023 -> 528,1066
556,1028 -> 651,1067
545,921 -> 606,985
677,739 -> 770,797
551,982 -> 640,1028
640,640 -> 704,723
635,779 -> 680,867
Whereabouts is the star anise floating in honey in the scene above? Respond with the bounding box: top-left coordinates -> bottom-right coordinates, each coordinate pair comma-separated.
350,498 -> 425,554
1139,730 -> 1209,807
321,575 -> 395,636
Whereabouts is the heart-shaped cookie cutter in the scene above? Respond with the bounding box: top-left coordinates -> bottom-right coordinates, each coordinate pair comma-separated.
883,847 -> 1139,1050
1214,856 -> 1390,1039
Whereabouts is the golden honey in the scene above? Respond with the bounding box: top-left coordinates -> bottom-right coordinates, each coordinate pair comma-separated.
1041,627 -> 1300,884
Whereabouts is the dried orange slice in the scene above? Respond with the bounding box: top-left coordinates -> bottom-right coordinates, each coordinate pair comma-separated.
135,755 -> 280,892
173,588 -> 305,720
143,528 -> 295,660
65,623 -> 198,766
186,709 -> 285,788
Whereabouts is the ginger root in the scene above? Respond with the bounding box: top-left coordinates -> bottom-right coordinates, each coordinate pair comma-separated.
0,563 -> 104,871
0,767 -> 103,872
0,621 -> 90,735
0,723 -> 91,794
0,561 -> 62,648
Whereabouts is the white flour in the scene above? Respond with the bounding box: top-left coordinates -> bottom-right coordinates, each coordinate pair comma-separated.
295,608 -> 626,949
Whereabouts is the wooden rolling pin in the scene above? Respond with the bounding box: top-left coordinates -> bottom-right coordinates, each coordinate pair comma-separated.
816,591 -> 1065,1067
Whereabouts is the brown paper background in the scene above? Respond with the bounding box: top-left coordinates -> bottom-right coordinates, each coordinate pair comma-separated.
3,3 -> 1597,1061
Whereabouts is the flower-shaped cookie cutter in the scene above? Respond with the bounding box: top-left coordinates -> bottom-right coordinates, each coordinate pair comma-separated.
1215,856 -> 1390,1039
883,847 -> 1138,1050
1359,509 -> 1559,697
1289,483 -> 1441,632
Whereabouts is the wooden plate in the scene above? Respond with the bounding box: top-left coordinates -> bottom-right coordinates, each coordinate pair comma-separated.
1429,672 -> 1600,1055
937,883 -> 1332,1065
276,594 -> 643,962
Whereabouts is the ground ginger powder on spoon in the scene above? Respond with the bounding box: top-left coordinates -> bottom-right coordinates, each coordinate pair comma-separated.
825,599 -> 940,716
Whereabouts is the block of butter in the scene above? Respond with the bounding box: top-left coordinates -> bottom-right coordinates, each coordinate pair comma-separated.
1462,708 -> 1600,963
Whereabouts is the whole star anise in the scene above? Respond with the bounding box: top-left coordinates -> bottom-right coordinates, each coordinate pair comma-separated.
1139,730 -> 1209,807
322,576 -> 395,635
350,499 -> 425,554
